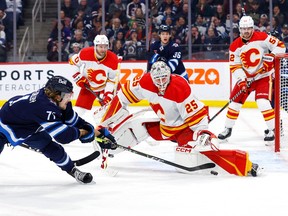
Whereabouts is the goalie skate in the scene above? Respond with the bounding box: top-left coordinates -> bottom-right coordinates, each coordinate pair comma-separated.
218,128 -> 232,141
248,163 -> 262,177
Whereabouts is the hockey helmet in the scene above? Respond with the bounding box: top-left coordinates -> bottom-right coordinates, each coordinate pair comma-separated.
150,61 -> 171,95
239,16 -> 254,29
45,76 -> 73,94
158,24 -> 171,34
268,30 -> 280,38
93,34 -> 109,48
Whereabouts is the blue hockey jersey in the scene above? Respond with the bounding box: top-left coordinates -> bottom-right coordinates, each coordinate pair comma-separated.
0,88 -> 86,146
147,40 -> 188,79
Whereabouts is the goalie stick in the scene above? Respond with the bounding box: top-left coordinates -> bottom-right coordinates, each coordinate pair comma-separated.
18,143 -> 100,166
115,143 -> 215,172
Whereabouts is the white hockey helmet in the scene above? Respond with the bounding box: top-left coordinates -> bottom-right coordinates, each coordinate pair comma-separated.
239,16 -> 254,29
150,61 -> 171,95
93,34 -> 109,48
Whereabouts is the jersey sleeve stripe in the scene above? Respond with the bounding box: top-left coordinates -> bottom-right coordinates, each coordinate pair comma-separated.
185,107 -> 208,127
122,81 -> 140,103
0,120 -> 27,146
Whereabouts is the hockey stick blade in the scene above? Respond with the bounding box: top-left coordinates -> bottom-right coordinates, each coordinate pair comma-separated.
19,143 -> 100,167
116,144 -> 215,172
186,162 -> 215,172
73,151 -> 100,166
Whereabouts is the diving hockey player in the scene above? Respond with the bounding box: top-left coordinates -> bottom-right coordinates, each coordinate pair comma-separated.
98,61 -> 261,177
217,15 -> 286,142
0,76 -> 116,184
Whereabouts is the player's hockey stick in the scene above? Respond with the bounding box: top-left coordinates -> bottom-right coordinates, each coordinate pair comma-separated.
84,83 -> 103,103
115,143 -> 215,172
208,79 -> 254,123
18,143 -> 100,166
208,89 -> 243,123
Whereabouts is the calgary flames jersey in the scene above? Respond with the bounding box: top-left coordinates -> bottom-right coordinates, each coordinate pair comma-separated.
229,31 -> 286,81
117,74 -> 208,138
69,47 -> 119,93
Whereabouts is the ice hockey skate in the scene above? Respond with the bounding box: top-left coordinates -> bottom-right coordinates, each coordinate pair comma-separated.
218,128 -> 232,140
69,167 -> 93,184
264,129 -> 275,146
248,163 -> 262,177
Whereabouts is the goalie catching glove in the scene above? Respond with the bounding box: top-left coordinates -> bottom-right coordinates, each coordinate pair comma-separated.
96,127 -> 117,150
79,123 -> 95,143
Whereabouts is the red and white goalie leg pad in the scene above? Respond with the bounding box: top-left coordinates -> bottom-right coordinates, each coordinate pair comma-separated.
93,95 -> 129,126
174,146 -> 216,174
108,109 -> 160,155
175,130 -> 257,176
174,130 -> 220,174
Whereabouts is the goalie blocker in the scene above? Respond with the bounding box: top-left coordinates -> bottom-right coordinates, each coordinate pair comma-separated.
95,96 -> 260,177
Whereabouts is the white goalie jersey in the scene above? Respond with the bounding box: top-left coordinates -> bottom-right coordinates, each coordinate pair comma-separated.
101,73 -> 208,139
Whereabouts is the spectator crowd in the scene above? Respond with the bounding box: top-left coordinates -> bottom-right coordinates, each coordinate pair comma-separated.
1,0 -> 288,62
0,0 -> 27,62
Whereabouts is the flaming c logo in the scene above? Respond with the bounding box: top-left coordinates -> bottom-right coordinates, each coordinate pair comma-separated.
240,48 -> 261,68
87,69 -> 106,85
150,103 -> 165,122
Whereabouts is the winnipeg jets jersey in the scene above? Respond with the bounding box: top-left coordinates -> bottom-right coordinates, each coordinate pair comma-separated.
69,47 -> 119,93
148,40 -> 187,78
229,31 -> 286,81
0,88 -> 85,146
118,74 -> 207,137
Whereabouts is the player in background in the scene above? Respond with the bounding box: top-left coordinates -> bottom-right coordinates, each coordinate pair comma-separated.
147,24 -> 189,81
68,34 -> 120,116
99,61 -> 260,176
0,76 -> 117,184
218,16 -> 286,142
267,30 -> 288,136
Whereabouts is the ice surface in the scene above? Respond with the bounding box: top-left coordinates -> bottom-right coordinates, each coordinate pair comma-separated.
1,107 -> 288,216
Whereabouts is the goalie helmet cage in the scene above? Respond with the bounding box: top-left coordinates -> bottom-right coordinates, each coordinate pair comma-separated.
274,53 -> 288,152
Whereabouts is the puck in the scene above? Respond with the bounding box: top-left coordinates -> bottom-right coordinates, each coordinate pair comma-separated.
210,170 -> 218,175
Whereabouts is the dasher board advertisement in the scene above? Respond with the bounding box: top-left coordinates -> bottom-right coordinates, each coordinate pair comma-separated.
0,61 -> 255,107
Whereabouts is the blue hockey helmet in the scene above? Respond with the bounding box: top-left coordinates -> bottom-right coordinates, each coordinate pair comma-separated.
45,76 -> 73,94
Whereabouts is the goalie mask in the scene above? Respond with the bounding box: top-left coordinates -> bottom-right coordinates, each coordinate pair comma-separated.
150,61 -> 171,95
94,34 -> 109,59
239,16 -> 254,40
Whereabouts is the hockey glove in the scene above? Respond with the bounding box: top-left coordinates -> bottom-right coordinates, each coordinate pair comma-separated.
99,91 -> 113,106
79,123 -> 95,143
263,53 -> 275,72
193,130 -> 219,150
73,72 -> 89,89
237,78 -> 248,93
97,128 -> 117,150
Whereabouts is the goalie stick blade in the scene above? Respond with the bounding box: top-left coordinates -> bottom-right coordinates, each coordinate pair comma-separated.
73,151 -> 101,166
185,163 -> 216,172
116,144 -> 215,172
